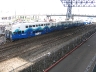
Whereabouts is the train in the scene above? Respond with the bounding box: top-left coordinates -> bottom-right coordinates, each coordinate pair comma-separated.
5,20 -> 91,41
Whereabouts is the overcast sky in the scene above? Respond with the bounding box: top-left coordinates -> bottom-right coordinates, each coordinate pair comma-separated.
0,0 -> 96,16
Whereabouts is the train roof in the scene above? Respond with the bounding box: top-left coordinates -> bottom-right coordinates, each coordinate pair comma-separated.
10,21 -> 50,27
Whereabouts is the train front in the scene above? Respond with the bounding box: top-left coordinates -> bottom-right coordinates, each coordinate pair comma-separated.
5,24 -> 13,41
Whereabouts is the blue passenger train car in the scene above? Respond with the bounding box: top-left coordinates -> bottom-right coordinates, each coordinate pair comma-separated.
5,20 -> 87,41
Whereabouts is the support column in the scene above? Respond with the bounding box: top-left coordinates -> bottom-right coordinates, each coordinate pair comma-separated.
66,0 -> 72,20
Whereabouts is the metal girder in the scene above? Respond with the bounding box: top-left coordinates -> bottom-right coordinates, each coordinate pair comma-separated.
66,0 -> 72,20
60,0 -> 96,20
46,14 -> 96,17
60,0 -> 96,7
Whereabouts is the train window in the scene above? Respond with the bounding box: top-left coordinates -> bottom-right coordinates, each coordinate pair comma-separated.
18,31 -> 21,34
39,24 -> 40,26
29,25 -> 32,27
36,25 -> 38,27
44,24 -> 45,26
15,32 -> 17,34
48,23 -> 50,25
41,24 -> 43,26
22,31 -> 24,33
26,26 -> 28,28
33,25 -> 35,27
13,32 -> 16,34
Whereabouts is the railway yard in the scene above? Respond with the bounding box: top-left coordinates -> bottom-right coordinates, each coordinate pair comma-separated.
0,24 -> 96,72
0,0 -> 96,72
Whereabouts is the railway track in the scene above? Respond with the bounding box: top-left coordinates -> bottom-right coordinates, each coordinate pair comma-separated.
0,24 -> 96,62
21,24 -> 96,60
0,31 -> 76,61
0,25 -> 84,50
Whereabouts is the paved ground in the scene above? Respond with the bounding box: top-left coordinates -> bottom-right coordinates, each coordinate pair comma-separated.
49,33 -> 96,72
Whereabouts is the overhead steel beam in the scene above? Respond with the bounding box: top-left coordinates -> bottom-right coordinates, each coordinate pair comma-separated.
60,0 -> 96,20
46,14 -> 96,17
60,0 -> 96,7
